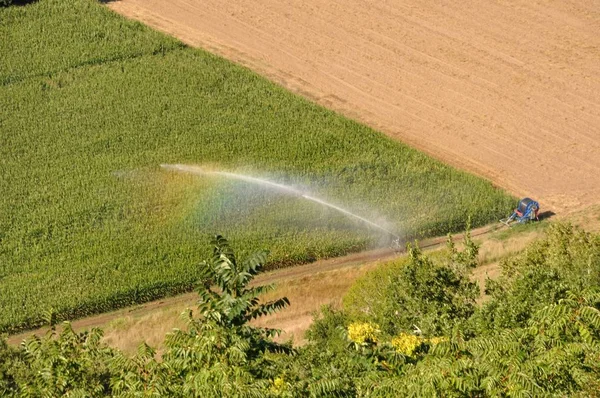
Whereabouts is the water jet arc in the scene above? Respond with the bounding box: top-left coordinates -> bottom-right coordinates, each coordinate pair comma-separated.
161,164 -> 399,239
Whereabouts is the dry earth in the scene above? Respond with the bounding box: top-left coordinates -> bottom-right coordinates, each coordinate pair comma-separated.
108,0 -> 600,213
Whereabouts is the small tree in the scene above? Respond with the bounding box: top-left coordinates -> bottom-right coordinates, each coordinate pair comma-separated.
194,235 -> 291,353
111,235 -> 294,396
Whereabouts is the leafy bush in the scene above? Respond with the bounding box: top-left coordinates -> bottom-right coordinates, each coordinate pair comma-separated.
0,338 -> 19,395
344,230 -> 480,337
306,224 -> 600,396
304,305 -> 349,351
472,223 -> 600,333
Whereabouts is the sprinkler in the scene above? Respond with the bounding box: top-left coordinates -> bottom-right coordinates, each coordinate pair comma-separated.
161,164 -> 401,243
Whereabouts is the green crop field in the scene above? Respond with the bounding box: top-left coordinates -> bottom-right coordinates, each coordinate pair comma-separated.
0,0 -> 514,333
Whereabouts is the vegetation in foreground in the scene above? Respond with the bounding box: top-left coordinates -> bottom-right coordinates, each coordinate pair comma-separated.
1,224 -> 599,397
0,0 -> 514,333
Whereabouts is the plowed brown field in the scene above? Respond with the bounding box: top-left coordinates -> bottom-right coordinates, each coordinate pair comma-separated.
109,0 -> 600,213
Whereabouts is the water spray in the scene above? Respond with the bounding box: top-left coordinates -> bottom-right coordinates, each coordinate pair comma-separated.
161,164 -> 400,242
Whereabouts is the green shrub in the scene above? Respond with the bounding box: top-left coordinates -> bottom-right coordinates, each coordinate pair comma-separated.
472,223 -> 600,333
344,231 -> 480,337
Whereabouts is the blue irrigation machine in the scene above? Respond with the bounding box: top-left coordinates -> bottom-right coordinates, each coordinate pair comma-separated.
500,197 -> 540,227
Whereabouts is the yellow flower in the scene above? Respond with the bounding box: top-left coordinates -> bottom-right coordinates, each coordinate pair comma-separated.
391,333 -> 422,356
428,336 -> 448,345
347,321 -> 380,344
271,377 -> 286,393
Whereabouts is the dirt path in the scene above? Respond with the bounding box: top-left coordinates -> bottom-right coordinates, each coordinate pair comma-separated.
4,249 -> 392,345
6,248 -> 398,346
7,224 -> 500,346
10,205 -> 595,349
107,0 -> 600,213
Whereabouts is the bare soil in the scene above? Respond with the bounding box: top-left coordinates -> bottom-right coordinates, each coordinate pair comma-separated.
108,0 -> 600,214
